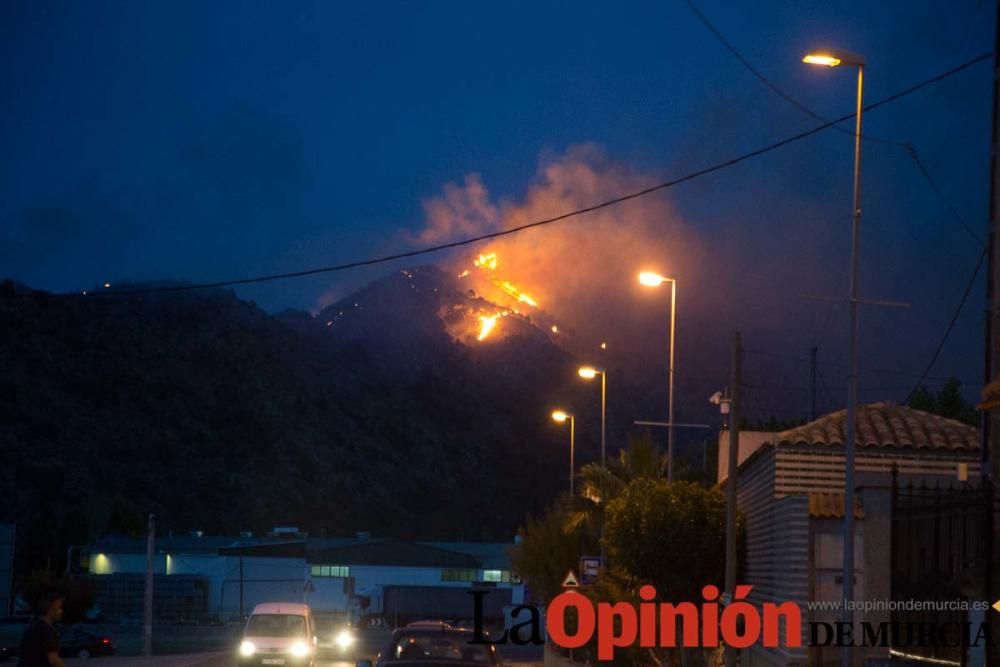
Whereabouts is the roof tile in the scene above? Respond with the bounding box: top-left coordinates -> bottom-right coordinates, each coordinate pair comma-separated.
777,402 -> 978,451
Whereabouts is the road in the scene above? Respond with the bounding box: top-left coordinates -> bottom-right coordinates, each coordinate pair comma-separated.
61,641 -> 544,667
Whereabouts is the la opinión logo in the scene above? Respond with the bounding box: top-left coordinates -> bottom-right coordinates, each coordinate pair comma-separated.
468,586 -> 996,660
468,584 -> 801,661
547,584 -> 799,660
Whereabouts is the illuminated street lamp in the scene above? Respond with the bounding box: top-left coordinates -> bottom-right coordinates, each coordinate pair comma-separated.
803,46 -> 866,667
577,366 -> 606,467
637,271 -> 678,482
551,410 -> 576,494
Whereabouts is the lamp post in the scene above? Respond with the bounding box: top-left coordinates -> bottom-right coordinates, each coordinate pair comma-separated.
578,366 -> 608,568
552,410 -> 576,494
577,366 -> 607,467
803,48 -> 865,667
638,271 -> 678,481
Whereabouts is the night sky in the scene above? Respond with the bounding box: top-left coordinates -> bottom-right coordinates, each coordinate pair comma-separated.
1,0 -> 993,418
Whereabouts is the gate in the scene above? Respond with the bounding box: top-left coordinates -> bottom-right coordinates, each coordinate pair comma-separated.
890,466 -> 998,665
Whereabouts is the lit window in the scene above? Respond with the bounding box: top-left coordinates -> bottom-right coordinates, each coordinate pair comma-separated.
310,564 -> 349,578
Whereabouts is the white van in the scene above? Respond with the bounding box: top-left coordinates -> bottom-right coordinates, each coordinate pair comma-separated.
239,603 -> 317,667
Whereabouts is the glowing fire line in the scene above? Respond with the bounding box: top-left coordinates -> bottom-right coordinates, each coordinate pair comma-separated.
477,314 -> 499,341
466,251 -> 540,310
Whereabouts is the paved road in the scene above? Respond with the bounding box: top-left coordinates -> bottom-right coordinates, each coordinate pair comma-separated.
61,642 -> 544,667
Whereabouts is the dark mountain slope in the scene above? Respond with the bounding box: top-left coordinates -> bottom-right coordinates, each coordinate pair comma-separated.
0,269 -> 588,570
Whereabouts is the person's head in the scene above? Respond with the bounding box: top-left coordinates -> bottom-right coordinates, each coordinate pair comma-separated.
37,591 -> 64,623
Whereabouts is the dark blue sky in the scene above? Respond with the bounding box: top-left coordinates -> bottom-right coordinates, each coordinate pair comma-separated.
1,0 -> 993,415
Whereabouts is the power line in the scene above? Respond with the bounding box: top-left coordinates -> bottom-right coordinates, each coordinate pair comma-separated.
743,347 -> 977,384
904,246 -> 987,403
68,51 -> 992,298
681,0 -> 904,147
683,0 -> 984,245
682,2 -> 988,410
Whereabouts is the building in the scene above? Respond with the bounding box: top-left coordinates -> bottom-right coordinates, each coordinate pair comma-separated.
721,402 -> 980,667
80,531 -> 522,624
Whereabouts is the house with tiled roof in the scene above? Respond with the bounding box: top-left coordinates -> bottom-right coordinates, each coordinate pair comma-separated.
719,402 -> 980,667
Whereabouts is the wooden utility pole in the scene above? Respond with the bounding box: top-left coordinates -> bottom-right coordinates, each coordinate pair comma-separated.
724,331 -> 741,667
143,514 -> 155,657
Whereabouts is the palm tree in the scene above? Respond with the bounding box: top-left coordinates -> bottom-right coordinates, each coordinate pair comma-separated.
562,433 -> 666,535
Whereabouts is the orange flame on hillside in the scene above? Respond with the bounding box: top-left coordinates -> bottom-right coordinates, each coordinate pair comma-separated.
464,251 -> 540,311
474,253 -> 498,270
477,314 -> 499,341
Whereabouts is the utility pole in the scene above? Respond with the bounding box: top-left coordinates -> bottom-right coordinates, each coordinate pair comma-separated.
810,346 -> 818,421
143,514 -> 155,657
842,59 -> 865,667
982,4 -> 1000,664
724,331 -> 741,667
239,555 -> 245,620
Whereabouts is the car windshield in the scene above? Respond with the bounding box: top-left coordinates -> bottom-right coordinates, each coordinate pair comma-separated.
245,614 -> 306,638
314,615 -> 345,632
390,633 -> 493,663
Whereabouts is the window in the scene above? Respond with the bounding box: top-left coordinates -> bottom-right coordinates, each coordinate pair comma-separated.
440,568 -> 514,583
245,614 -> 306,638
310,564 -> 349,578
482,570 -> 512,583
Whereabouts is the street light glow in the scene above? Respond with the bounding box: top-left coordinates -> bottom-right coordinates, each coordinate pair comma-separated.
578,366 -> 599,379
802,53 -> 841,67
638,271 -> 667,287
551,410 -> 570,423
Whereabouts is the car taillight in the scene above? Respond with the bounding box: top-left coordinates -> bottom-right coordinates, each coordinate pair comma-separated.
101,639 -> 111,644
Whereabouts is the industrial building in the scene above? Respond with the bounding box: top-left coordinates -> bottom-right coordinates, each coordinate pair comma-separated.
78,529 -> 523,624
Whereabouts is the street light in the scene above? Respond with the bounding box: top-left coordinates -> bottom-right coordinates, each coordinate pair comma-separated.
577,366 -> 606,467
551,410 -> 576,494
804,46 -> 866,667
638,271 -> 678,482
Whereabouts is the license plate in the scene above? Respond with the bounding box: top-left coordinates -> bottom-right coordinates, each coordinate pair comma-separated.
262,659 -> 284,664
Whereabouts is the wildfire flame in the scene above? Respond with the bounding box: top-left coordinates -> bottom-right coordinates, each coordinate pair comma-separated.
466,251 -> 540,310
452,250 -> 546,344
474,253 -> 498,270
499,281 -> 539,307
477,314 -> 499,341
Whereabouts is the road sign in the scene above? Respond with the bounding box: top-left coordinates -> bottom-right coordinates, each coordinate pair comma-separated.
562,570 -> 580,588
580,556 -> 601,584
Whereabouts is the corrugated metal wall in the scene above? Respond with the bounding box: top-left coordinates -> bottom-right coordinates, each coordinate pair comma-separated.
737,448 -> 810,666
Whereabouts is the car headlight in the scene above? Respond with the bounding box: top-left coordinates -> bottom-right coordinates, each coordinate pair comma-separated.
289,641 -> 311,658
334,630 -> 356,648
239,641 -> 256,657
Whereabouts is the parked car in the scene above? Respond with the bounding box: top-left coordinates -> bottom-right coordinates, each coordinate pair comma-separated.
58,627 -> 116,659
356,627 -> 503,667
404,621 -> 451,630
